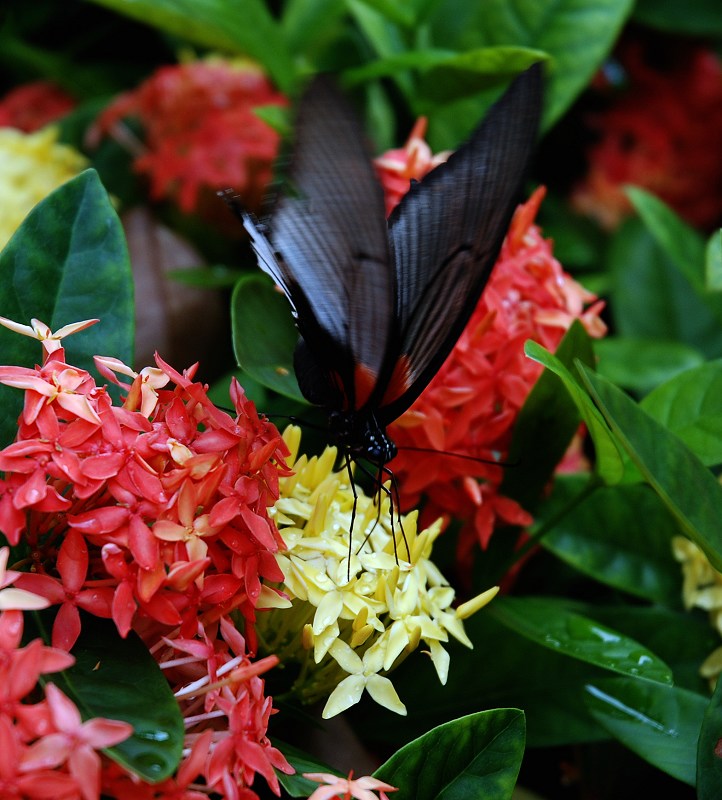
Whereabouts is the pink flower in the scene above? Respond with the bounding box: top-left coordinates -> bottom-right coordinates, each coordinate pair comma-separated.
303,771 -> 398,800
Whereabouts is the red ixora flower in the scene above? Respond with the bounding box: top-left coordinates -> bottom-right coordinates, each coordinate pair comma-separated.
571,35 -> 722,230
375,127 -> 606,561
90,57 -> 287,217
0,317 -> 294,798
0,81 -> 76,132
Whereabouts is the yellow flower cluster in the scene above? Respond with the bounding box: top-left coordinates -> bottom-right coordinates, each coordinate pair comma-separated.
0,126 -> 87,249
258,426 -> 498,719
673,536 -> 722,682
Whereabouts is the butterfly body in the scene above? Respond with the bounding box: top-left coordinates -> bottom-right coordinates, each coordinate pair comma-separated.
228,65 -> 543,478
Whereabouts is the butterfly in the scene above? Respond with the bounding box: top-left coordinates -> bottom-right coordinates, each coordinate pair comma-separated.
223,64 -> 543,552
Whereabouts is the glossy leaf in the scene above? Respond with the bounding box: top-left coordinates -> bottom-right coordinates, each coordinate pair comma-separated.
706,229 -> 722,292
524,340 -> 625,484
489,597 -> 673,684
427,0 -> 634,127
374,710 -> 525,800
608,218 -> 722,358
626,187 -> 707,289
538,475 -> 683,604
697,666 -> 722,798
344,46 -> 546,104
580,366 -> 722,572
640,360 -> 722,467
275,740 -> 338,797
633,0 -> 722,35
231,273 -> 306,403
280,0 -> 346,57
584,678 -> 708,785
86,0 -> 296,92
595,336 -> 704,396
30,612 -> 183,783
0,169 -> 133,447
502,321 -> 595,511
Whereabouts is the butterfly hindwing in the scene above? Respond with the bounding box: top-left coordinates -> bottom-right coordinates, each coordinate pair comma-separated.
374,64 -> 543,423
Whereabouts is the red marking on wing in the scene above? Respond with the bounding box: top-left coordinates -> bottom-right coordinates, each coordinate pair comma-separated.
381,355 -> 412,406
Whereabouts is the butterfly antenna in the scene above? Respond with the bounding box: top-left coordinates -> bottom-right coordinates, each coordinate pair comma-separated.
395,444 -> 520,469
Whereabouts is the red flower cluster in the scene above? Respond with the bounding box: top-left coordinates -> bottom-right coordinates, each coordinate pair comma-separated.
0,81 -> 76,132
572,38 -> 722,230
375,131 -> 606,559
0,328 -> 293,797
91,58 -> 286,216
0,609 -> 133,800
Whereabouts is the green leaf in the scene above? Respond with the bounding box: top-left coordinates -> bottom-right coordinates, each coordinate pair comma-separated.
524,340 -> 626,484
489,597 -> 673,684
231,273 -> 306,403
584,678 -> 708,785
706,229 -> 722,292
281,0 -> 347,57
697,665 -> 722,798
608,217 -> 722,358
85,0 -> 296,92
640,360 -> 722,467
595,337 -> 704,396
539,475 -> 683,604
633,0 -> 722,35
502,321 -> 595,511
626,187 -> 707,290
426,0 -> 634,128
579,366 -> 722,572
352,0 -> 416,27
31,612 -> 183,783
374,710 -> 526,800
275,740 -> 338,797
344,46 -> 547,105
0,169 -> 133,447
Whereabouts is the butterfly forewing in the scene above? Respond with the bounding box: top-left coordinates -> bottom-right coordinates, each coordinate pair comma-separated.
376,64 -> 544,423
262,77 -> 393,410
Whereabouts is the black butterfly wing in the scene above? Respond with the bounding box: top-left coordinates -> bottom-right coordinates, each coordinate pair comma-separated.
243,76 -> 393,411
375,63 -> 544,425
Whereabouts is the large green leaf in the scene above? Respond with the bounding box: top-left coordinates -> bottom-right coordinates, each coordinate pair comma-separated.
489,597 -> 673,684
607,217 -> 722,359
707,229 -> 722,291
698,667 -> 722,798
640,360 -> 722,467
30,612 -> 184,783
580,366 -> 722,573
0,169 -> 133,447
86,0 -> 296,92
231,273 -> 306,403
626,187 -> 707,289
633,0 -> 722,35
426,0 -> 634,128
374,710 -> 525,800
501,321 -> 594,511
275,739 -> 338,797
524,340 -> 625,484
539,475 -> 683,604
584,678 -> 709,786
594,337 -> 704,396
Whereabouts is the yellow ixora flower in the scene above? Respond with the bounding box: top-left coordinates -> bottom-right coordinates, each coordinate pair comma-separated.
672,536 -> 722,684
0,126 -> 88,248
256,426 -> 498,719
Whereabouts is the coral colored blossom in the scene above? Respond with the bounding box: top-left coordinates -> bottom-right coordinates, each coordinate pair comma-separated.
0,81 -> 76,132
0,317 -> 294,798
375,123 -> 606,559
91,56 -> 287,216
572,38 -> 722,230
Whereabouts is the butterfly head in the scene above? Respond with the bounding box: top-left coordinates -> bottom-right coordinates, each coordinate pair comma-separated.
328,410 -> 397,467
